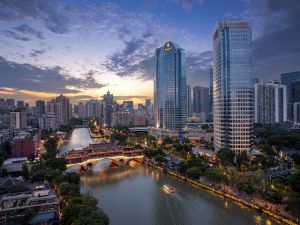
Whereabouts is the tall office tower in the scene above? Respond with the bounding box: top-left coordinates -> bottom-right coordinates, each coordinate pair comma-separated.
145,99 -> 153,116
73,104 -> 79,114
123,101 -> 134,110
254,81 -> 287,124
103,90 -> 113,126
294,102 -> 300,125
193,86 -> 209,120
213,20 -> 253,153
145,99 -> 151,107
137,103 -> 144,111
187,85 -> 192,117
154,41 -> 187,132
281,71 -> 300,121
10,108 -> 27,129
253,77 -> 260,84
209,68 -> 213,121
6,99 -> 15,109
86,100 -> 97,118
35,100 -> 45,118
78,102 -> 86,118
16,101 -> 24,108
55,95 -> 70,126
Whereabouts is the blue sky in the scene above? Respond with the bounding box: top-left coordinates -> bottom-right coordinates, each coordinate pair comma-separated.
0,0 -> 299,105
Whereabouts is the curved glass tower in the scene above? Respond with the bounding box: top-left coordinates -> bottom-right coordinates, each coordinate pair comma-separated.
154,42 -> 187,132
213,20 -> 253,153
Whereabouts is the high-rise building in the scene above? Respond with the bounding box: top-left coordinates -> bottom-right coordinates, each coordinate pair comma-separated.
281,71 -> 300,121
6,99 -> 15,109
55,95 -> 70,126
35,100 -> 45,118
137,103 -> 144,111
293,102 -> 300,125
10,108 -> 27,130
208,68 -> 213,121
78,102 -> 86,118
253,77 -> 260,84
187,85 -> 192,117
112,110 -> 131,127
213,20 -> 253,153
39,113 -> 59,131
85,100 -> 103,118
103,91 -> 113,126
145,99 -> 153,115
254,81 -> 287,124
154,41 -> 187,132
145,99 -> 151,108
193,86 -> 209,119
123,101 -> 134,110
16,101 -> 24,108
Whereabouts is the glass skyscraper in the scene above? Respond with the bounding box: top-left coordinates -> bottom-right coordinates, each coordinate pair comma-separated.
213,20 -> 253,153
281,71 -> 300,121
154,42 -> 187,132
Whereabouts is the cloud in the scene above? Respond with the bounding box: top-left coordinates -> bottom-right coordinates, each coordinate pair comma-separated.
0,56 -> 106,94
167,0 -> 205,11
29,49 -> 47,58
105,38 -> 212,86
2,30 -> 30,41
186,51 -> 212,86
105,38 -> 156,79
245,0 -> 300,79
0,0 -> 72,35
13,24 -> 45,39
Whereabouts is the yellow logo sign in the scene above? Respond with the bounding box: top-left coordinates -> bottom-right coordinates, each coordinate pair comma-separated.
164,43 -> 172,51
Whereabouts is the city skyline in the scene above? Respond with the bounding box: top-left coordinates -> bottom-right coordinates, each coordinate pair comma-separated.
0,0 -> 299,105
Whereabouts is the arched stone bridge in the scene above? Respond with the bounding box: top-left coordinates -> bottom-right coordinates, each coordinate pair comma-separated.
66,155 -> 144,171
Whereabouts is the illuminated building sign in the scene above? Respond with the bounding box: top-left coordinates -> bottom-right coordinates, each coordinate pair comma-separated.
164,43 -> 173,51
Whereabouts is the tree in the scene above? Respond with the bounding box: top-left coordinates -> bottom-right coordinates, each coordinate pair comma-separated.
288,172 -> 300,193
162,137 -> 174,146
236,151 -> 249,169
45,158 -> 67,171
59,182 -> 80,198
62,195 -> 109,225
186,167 -> 201,180
287,193 -> 300,215
63,172 -> 81,185
217,148 -> 235,165
154,154 -> 164,165
204,167 -> 228,184
177,161 -> 188,174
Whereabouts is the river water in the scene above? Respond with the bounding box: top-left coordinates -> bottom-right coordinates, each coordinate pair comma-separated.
63,128 -> 280,225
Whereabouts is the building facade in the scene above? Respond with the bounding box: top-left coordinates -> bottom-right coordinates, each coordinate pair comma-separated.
35,100 -> 45,118
254,81 -> 287,124
154,42 -> 187,133
213,20 -> 253,153
281,71 -> 300,121
10,108 -> 27,130
193,86 -> 209,120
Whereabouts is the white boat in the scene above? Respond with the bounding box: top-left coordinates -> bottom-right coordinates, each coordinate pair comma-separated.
163,185 -> 176,193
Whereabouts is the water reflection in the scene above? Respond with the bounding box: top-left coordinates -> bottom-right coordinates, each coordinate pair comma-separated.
80,166 -> 280,225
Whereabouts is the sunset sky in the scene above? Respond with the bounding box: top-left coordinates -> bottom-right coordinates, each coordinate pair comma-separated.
0,0 -> 299,105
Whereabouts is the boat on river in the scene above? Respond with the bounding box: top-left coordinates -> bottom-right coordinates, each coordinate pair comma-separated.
163,185 -> 176,194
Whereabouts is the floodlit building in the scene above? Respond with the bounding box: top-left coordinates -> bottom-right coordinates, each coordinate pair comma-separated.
154,41 -> 187,134
213,20 -> 253,153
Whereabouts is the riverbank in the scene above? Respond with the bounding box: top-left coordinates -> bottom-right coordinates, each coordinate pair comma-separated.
145,162 -> 298,225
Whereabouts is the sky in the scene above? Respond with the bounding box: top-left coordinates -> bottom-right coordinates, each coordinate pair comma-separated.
0,0 -> 299,106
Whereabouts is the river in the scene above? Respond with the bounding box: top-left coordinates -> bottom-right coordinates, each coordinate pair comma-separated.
63,128 -> 280,225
